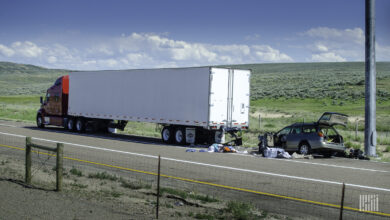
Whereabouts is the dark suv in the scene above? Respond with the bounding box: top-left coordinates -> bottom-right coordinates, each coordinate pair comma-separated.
261,112 -> 348,157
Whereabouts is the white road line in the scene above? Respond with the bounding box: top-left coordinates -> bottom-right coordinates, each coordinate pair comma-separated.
0,123 -> 18,128
231,149 -> 390,172
31,128 -> 169,147
1,131 -> 390,192
264,157 -> 390,173
0,131 -> 25,138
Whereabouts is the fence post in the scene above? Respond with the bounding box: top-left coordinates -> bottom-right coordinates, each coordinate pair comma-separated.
156,155 -> 161,219
258,114 -> 261,130
355,120 -> 359,141
56,143 -> 63,191
25,137 -> 32,184
339,182 -> 346,220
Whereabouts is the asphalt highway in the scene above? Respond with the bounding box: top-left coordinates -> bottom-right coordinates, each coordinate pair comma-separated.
0,120 -> 389,219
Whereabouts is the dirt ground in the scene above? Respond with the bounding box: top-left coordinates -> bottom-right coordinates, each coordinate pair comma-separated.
0,153 -> 295,220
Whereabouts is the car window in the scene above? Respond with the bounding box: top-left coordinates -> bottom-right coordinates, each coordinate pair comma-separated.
291,126 -> 302,134
278,127 -> 291,135
303,126 -> 316,133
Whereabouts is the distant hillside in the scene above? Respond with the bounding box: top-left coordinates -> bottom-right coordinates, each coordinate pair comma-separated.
0,62 -> 69,95
0,61 -> 389,100
227,62 -> 390,101
0,61 -> 69,75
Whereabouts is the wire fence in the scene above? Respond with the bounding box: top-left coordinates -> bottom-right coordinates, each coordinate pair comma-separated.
0,132 -> 389,219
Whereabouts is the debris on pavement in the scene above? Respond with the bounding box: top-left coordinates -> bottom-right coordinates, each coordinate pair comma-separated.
347,148 -> 370,160
277,151 -> 292,159
186,144 -> 240,153
291,152 -> 314,159
208,144 -> 223,152
222,146 -> 237,153
263,147 -> 291,159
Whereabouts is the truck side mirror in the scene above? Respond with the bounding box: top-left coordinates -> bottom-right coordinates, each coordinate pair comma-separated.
40,96 -> 43,104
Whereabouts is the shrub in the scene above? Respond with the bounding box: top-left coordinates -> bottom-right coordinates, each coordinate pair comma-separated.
225,201 -> 254,220
345,141 -> 361,150
70,167 -> 83,177
88,171 -> 118,181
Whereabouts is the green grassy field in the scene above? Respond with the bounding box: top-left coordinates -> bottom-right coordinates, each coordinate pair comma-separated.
0,96 -> 41,122
0,61 -> 389,160
228,62 -> 390,101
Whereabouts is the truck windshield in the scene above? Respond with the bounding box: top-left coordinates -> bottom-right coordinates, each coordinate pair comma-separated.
54,77 -> 62,86
44,92 -> 50,102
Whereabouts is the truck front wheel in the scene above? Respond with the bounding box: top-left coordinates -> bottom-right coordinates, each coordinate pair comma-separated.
67,118 -> 75,131
36,114 -> 45,128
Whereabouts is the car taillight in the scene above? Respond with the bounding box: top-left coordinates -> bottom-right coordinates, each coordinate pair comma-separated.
318,132 -> 324,137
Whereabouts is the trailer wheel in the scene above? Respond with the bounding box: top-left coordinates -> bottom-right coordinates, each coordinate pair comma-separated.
67,118 -> 75,131
174,127 -> 186,145
76,118 -> 86,132
36,114 -> 45,128
161,126 -> 173,144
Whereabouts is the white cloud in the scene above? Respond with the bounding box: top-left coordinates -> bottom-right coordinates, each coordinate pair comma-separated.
47,56 -> 57,63
377,43 -> 390,61
252,45 -> 293,62
312,43 -> 328,53
0,33 -> 293,70
302,27 -> 367,62
311,52 -> 346,62
303,27 -> 364,45
11,41 -> 43,57
0,44 -> 15,57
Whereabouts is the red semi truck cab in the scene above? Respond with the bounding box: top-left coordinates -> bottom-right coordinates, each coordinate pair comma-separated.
36,75 -> 69,128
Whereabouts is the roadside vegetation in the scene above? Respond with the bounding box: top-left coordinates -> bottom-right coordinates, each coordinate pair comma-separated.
1,61 -> 389,161
1,152 -> 289,219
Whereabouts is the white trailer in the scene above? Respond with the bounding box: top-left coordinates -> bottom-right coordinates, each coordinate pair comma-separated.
39,67 -> 251,145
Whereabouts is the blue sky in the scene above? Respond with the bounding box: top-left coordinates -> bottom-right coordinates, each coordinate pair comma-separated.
0,0 -> 389,70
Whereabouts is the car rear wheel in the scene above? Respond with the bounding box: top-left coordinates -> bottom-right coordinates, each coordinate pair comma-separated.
298,142 -> 311,155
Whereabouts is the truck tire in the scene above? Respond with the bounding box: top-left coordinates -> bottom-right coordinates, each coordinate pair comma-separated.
174,127 -> 186,145
161,126 -> 173,144
36,114 -> 45,128
67,118 -> 76,131
76,118 -> 86,132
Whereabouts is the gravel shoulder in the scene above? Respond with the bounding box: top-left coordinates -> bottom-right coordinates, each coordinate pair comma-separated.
0,153 -> 293,220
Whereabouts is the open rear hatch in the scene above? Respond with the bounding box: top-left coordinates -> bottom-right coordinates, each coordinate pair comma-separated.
318,112 -> 348,127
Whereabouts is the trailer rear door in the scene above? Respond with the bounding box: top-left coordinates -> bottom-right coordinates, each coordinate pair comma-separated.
231,69 -> 250,127
209,68 -> 229,126
209,68 -> 250,129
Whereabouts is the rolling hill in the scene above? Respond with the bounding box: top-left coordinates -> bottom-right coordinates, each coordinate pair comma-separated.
0,61 -> 389,101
